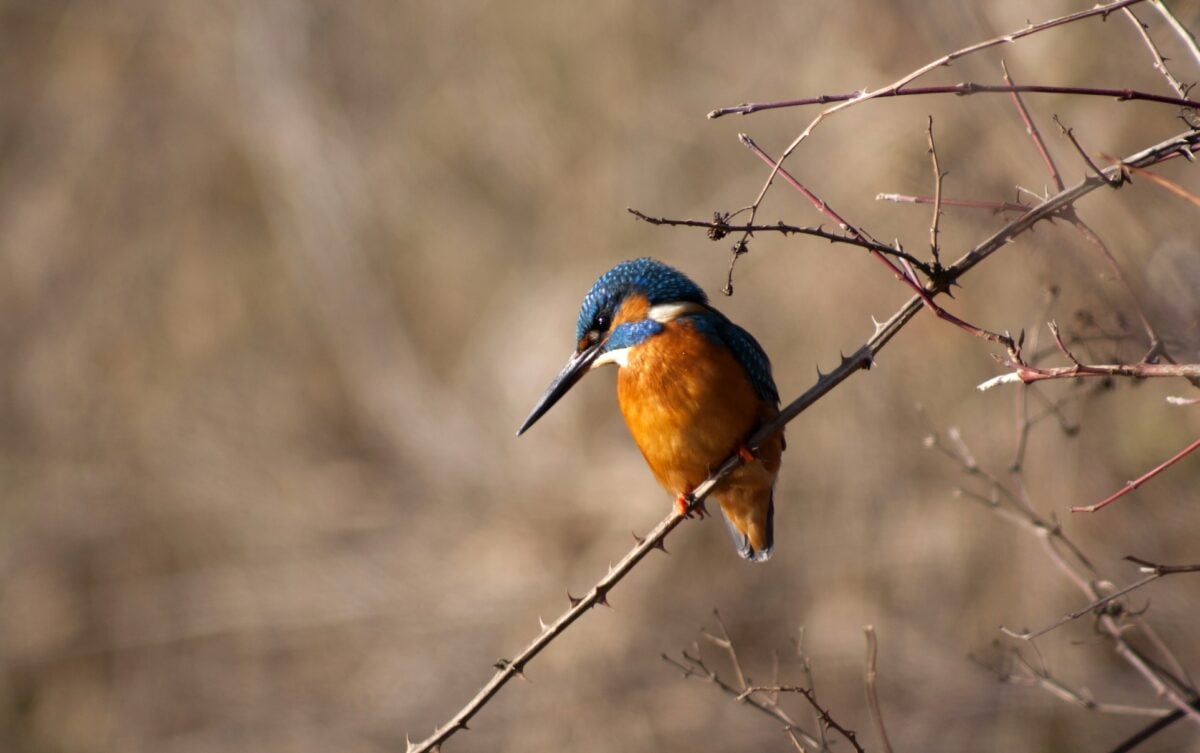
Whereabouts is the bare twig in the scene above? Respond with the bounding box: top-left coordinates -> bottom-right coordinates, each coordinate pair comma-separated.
702,610 -> 749,692
709,81 -> 1200,119
1149,0 -> 1200,67
1000,572 -> 1163,640
876,193 -> 1029,213
927,116 -> 945,266
626,208 -> 935,273
1123,7 -> 1193,100
1126,556 -> 1200,575
1003,61 -> 1066,192
1053,115 -> 1126,186
1072,436 -> 1200,513
864,626 -> 895,753
664,627 -> 823,750
988,647 -> 1172,717
979,359 -> 1200,388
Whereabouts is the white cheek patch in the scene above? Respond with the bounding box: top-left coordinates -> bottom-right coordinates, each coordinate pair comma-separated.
648,301 -> 705,323
592,347 -> 630,368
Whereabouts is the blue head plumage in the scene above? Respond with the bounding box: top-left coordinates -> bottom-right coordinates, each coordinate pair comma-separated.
575,258 -> 707,342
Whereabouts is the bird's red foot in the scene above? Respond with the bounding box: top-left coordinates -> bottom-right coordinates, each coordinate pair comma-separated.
737,445 -> 757,464
676,493 -> 707,519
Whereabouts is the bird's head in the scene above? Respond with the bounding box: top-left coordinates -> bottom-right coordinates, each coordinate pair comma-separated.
517,258 -> 707,435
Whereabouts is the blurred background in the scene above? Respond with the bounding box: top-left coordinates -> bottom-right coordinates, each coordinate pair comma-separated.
2,1 -> 1199,751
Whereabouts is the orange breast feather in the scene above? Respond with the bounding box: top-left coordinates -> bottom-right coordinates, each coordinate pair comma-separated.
616,319 -> 782,501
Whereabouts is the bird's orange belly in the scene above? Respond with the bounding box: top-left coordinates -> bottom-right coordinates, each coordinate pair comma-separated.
616,324 -> 779,496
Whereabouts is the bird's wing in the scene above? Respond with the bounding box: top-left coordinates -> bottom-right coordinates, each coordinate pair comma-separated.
708,310 -> 780,406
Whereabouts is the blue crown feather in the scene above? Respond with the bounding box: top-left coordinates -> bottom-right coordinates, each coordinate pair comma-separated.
576,258 -> 707,341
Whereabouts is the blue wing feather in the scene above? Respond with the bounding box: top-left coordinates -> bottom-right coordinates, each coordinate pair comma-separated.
689,309 -> 779,406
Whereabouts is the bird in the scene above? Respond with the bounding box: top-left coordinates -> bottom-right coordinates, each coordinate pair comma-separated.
517,257 -> 785,562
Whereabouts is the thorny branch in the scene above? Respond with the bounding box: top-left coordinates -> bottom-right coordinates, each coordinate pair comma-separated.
708,81 -> 1200,119
626,208 -> 935,274
407,3 -> 1200,746
407,126 -> 1200,753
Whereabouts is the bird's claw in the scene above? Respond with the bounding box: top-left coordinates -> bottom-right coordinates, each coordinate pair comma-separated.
676,494 -> 707,519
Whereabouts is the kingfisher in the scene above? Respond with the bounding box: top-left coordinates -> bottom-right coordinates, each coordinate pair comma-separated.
517,257 -> 785,562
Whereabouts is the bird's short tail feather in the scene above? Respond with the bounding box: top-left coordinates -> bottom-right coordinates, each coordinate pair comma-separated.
721,493 -> 773,562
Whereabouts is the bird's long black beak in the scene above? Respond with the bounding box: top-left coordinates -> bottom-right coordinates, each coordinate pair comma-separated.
516,341 -> 604,436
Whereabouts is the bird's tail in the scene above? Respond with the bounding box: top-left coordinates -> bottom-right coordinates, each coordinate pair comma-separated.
719,489 -> 773,562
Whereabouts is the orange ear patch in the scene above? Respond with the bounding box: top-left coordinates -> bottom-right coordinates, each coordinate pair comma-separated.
611,292 -> 651,328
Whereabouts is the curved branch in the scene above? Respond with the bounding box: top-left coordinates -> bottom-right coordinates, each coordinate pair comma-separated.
406,126 -> 1200,753
708,82 -> 1200,119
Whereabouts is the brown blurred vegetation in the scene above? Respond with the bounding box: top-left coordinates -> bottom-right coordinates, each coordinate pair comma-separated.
2,1 -> 1199,752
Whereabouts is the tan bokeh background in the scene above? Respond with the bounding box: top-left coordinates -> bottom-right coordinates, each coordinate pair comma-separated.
2,2 -> 1199,752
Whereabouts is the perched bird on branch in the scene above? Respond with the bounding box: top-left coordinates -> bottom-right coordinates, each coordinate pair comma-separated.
518,258 -> 784,561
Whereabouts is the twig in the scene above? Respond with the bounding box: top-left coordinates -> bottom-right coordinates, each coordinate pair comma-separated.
702,610 -> 749,692
1053,115 -> 1126,186
626,208 -> 935,273
1122,7 -> 1193,100
1126,556 -> 1200,575
864,626 -> 895,753
927,116 -> 945,266
709,81 -> 1200,119
1108,708 -> 1194,753
1149,0 -> 1200,68
664,630 -> 823,750
1072,436 -> 1200,513
988,647 -> 1172,717
1000,572 -> 1163,640
733,685 -> 865,753
979,359 -> 1200,388
876,193 -> 1029,213
1003,61 -> 1066,192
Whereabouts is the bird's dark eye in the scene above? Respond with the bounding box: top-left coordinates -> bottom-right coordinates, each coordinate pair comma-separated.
594,313 -> 610,331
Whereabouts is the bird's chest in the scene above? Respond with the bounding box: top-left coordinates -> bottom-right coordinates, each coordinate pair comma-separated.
615,327 -> 760,490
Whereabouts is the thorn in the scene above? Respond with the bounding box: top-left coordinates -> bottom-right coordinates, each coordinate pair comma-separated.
567,590 -> 581,607
456,720 -> 469,732
539,616 -> 549,631
493,658 -> 510,670
512,662 -> 528,680
653,538 -> 670,554
632,531 -> 646,545
596,588 -> 611,608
